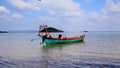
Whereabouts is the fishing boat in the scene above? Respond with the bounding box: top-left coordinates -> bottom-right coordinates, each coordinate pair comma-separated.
38,24 -> 85,45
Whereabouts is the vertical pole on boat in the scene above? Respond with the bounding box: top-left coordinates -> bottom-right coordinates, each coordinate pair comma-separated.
45,25 -> 49,37
38,25 -> 44,48
38,25 -> 42,36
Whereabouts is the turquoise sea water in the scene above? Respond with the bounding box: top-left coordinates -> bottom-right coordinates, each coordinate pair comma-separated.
0,32 -> 120,68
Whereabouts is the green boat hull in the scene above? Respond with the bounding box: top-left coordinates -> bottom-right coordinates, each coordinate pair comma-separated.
42,37 -> 84,44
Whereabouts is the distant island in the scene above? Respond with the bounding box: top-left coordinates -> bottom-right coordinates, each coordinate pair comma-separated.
41,27 -> 63,32
83,31 -> 88,32
0,31 -> 8,33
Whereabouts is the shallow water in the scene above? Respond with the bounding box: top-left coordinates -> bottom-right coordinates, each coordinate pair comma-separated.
0,32 -> 120,68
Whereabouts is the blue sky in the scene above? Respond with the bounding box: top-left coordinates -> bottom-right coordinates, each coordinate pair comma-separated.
0,0 -> 120,31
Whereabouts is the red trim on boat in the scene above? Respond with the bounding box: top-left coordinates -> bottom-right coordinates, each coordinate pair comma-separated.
45,34 -> 85,40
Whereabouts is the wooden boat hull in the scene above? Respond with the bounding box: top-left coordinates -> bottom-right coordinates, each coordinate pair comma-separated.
42,35 -> 85,44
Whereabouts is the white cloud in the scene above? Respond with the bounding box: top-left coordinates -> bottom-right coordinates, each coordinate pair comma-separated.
11,13 -> 23,19
0,13 -> 23,23
62,0 -> 120,31
6,0 -> 41,11
0,6 -> 23,24
43,0 -> 83,17
6,0 -> 83,17
40,0 -> 85,27
103,0 -> 120,13
101,0 -> 120,22
0,6 -> 10,13
84,0 -> 120,31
